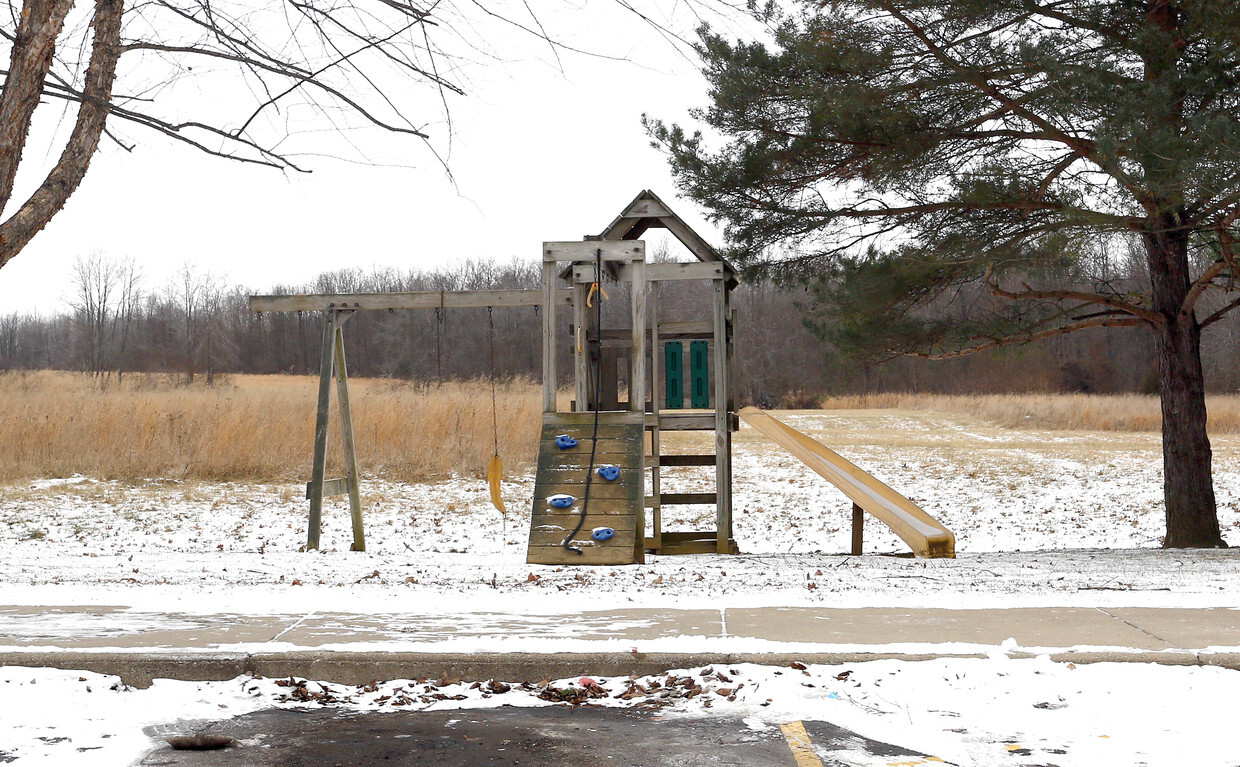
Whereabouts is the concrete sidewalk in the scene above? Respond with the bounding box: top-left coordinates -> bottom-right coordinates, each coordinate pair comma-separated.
2,605 -> 1237,686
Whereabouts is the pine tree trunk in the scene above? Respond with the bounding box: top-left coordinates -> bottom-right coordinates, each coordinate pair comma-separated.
1146,229 -> 1227,548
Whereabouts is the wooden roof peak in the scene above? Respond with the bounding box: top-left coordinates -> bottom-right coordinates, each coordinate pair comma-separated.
597,190 -> 737,279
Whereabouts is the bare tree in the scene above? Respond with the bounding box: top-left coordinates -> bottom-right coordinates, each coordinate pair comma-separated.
68,251 -> 117,376
111,255 -> 141,382
0,0 -> 737,274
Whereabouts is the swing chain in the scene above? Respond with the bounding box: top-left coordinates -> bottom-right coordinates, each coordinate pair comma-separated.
488,306 -> 499,455
434,306 -> 444,382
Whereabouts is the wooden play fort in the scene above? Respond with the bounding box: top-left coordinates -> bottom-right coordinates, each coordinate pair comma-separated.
249,190 -> 955,563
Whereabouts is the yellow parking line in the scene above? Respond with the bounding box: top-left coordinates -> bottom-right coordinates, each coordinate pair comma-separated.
780,721 -> 824,767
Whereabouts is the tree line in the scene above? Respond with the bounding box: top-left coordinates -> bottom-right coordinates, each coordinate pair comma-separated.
4,251 -> 1240,400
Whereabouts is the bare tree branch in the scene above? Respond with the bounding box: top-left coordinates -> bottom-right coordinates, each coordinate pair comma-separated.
983,266 -> 1162,323
914,314 -> 1149,360
0,0 -> 75,215
0,0 -> 123,267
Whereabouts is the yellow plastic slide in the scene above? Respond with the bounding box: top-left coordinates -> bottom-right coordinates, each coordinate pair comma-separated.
739,407 -> 955,558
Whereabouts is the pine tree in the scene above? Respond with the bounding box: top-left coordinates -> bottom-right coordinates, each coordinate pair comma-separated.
649,0 -> 1240,547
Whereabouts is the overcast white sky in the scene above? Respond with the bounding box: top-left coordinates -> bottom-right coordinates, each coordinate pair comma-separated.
0,1 -> 745,314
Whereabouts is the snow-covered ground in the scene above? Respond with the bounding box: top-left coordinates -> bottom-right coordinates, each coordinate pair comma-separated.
1,409 -> 1238,765
2,409 -> 1237,610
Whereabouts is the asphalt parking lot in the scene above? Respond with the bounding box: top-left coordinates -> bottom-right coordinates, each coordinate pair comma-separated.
138,706 -> 932,766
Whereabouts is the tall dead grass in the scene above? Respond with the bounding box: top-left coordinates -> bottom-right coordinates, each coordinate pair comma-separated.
820,392 -> 1240,433
10,370 -> 1240,482
0,371 -> 542,482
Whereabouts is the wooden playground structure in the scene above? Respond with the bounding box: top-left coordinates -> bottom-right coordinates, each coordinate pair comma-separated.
250,190 -> 955,563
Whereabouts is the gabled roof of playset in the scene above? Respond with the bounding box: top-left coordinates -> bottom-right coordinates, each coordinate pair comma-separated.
598,190 -> 738,281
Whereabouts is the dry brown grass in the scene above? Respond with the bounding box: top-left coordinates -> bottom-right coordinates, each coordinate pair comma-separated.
0,371 -> 542,482
820,391 -> 1240,433
9,370 -> 1240,483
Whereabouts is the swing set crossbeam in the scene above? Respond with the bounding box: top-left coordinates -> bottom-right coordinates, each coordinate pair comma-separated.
249,288 -> 573,313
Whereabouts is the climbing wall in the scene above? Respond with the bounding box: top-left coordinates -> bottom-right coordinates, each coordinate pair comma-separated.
526,411 -> 645,565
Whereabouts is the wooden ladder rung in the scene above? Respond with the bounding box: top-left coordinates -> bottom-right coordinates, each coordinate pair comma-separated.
658,454 -> 717,467
646,492 -> 717,506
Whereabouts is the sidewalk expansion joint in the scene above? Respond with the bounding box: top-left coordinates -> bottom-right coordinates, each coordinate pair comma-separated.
270,611 -> 316,643
1093,607 -> 1180,652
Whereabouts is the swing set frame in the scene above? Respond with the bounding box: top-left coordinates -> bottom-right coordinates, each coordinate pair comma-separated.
249,288 -> 573,551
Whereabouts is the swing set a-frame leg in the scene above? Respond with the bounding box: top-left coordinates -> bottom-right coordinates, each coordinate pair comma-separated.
306,310 -> 365,552
334,316 -> 365,551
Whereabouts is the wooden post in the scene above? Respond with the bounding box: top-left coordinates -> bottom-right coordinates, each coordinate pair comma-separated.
542,259 -> 558,413
333,312 -> 365,552
307,312 -> 337,551
712,278 -> 732,554
851,502 -> 864,555
649,282 -> 661,551
573,282 -> 588,412
724,291 -> 735,542
630,257 -> 647,563
630,257 -> 647,414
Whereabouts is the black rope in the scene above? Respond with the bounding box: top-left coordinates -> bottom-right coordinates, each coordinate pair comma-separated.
434,306 -> 444,383
488,307 -> 499,455
563,248 -> 605,555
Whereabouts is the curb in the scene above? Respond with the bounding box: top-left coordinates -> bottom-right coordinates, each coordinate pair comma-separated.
3,650 -> 1236,688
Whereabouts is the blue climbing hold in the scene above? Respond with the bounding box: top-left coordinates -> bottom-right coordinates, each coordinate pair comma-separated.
597,465 -> 620,481
548,494 -> 575,509
592,527 -> 615,541
555,435 -> 579,450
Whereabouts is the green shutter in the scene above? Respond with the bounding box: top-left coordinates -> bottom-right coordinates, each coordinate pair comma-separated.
690,340 -> 710,408
664,341 -> 683,409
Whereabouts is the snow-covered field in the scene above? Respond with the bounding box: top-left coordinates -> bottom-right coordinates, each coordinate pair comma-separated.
2,408 -> 1238,765
2,409 -> 1237,609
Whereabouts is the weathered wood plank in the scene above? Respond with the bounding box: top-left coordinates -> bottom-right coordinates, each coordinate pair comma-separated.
528,529 -> 638,548
305,477 -> 349,499
573,282 -> 588,414
531,515 -> 640,531
649,281 -> 662,550
649,493 -> 717,506
541,419 -> 645,435
657,454 -> 717,467
713,278 -> 731,554
251,289 -> 573,314
543,240 -> 645,263
655,530 -> 726,542
534,468 -> 641,487
539,442 -> 644,461
306,314 -> 336,552
662,215 -> 724,266
542,261 -> 558,412
653,413 -> 740,431
533,482 -> 641,502
538,441 -> 645,460
571,261 -> 723,285
621,199 -> 672,219
536,454 -> 646,470
648,537 -> 740,556
575,323 -> 713,342
657,320 -> 714,336
630,258 -> 647,414
531,496 -> 642,516
333,321 -> 365,553
544,411 -> 646,426
527,544 -> 642,566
